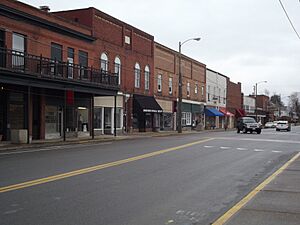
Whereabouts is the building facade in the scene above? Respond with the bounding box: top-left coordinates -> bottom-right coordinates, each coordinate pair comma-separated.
154,42 -> 206,131
0,1 -> 119,142
205,69 -> 228,129
55,7 -> 161,133
226,78 -> 242,128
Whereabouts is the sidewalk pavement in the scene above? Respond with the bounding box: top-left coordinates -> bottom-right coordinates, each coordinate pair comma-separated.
220,152 -> 300,225
0,128 -> 229,152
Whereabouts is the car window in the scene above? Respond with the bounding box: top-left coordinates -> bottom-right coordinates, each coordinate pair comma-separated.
243,118 -> 256,123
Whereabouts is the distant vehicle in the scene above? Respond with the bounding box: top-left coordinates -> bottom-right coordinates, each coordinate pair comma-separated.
264,122 -> 275,128
276,121 -> 291,132
237,117 -> 262,134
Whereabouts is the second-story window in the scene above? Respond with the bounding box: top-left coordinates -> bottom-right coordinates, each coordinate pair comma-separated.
169,77 -> 172,94
187,82 -> 190,97
219,88 -> 221,103
51,42 -> 62,76
201,86 -> 204,97
223,90 -> 226,104
67,47 -> 74,79
12,33 -> 26,69
114,56 -> 121,85
195,83 -> 198,94
101,53 -> 108,72
134,63 -> 141,88
145,65 -> 150,90
157,74 -> 162,92
208,85 -> 211,101
79,50 -> 88,79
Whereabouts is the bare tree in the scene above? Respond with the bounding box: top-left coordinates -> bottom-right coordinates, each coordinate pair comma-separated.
289,92 -> 300,120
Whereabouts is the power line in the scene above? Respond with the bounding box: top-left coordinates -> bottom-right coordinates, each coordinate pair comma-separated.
278,0 -> 300,40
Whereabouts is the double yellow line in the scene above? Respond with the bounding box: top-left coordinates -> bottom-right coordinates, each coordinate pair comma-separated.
0,138 -> 214,193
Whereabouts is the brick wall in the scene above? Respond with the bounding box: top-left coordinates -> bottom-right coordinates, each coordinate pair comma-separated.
154,43 -> 206,103
227,79 -> 242,113
55,7 -> 155,96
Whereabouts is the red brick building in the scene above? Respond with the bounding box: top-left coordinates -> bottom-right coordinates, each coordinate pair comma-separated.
154,42 -> 206,131
0,0 -> 119,142
226,78 -> 244,121
55,8 -> 160,133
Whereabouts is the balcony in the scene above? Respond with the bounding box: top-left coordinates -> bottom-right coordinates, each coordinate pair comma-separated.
0,48 -> 119,90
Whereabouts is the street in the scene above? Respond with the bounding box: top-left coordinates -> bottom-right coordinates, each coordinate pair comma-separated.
0,127 -> 300,225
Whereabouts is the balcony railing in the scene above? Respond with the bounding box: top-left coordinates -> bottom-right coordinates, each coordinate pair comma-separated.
0,48 -> 119,88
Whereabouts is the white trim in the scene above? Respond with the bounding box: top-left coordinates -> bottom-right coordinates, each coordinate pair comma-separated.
177,98 -> 206,105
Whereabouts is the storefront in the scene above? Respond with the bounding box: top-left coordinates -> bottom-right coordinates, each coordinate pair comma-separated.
94,96 -> 123,135
156,99 -> 174,131
219,107 -> 235,129
204,107 -> 224,129
133,94 -> 162,132
181,102 -> 205,130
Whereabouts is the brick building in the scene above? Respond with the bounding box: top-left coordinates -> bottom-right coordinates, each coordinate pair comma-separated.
154,42 -> 206,131
0,0 -> 119,142
226,78 -> 244,126
55,7 -> 161,133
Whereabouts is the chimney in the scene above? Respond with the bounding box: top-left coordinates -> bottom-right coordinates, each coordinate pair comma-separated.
39,6 -> 50,12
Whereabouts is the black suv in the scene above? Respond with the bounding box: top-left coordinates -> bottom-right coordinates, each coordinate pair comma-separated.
237,117 -> 262,134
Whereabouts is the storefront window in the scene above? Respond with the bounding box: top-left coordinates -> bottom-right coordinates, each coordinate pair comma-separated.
66,106 -> 76,132
164,113 -> 173,128
94,107 -> 102,129
9,92 -> 24,129
45,105 -> 60,136
182,112 -> 192,126
116,108 -> 122,128
145,113 -> 152,128
78,107 -> 89,132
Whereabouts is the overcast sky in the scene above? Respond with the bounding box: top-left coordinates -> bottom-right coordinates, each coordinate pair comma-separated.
22,0 -> 300,101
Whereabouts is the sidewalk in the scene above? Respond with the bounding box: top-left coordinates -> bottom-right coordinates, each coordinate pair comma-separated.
217,152 -> 300,225
0,129 -> 229,152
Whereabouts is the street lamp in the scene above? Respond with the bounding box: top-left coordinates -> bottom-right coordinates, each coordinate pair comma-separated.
177,37 -> 201,133
255,80 -> 267,122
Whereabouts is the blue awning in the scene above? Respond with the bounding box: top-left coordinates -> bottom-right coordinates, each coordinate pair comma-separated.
205,108 -> 224,116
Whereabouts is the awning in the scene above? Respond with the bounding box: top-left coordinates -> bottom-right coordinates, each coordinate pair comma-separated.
235,108 -> 246,117
219,108 -> 234,117
134,94 -> 163,113
205,108 -> 224,117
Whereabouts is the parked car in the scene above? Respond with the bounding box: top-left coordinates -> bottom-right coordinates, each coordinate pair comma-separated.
276,121 -> 291,131
237,117 -> 262,134
264,121 -> 275,128
273,121 -> 279,127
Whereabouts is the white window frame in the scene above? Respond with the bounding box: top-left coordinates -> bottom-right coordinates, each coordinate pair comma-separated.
201,86 -> 204,97
145,65 -> 150,90
134,63 -> 141,88
195,83 -> 198,94
101,53 -> 108,72
157,74 -> 162,92
114,56 -> 121,85
168,77 -> 172,94
182,112 -> 192,126
187,82 -> 190,97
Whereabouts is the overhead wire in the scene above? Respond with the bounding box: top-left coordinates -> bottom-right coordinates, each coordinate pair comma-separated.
278,0 -> 300,40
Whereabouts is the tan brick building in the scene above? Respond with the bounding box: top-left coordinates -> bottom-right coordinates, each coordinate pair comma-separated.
154,43 -> 206,131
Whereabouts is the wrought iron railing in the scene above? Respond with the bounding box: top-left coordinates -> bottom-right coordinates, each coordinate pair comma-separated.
0,48 -> 119,87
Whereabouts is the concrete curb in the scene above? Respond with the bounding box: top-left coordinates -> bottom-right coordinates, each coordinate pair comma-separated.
0,128 -> 234,152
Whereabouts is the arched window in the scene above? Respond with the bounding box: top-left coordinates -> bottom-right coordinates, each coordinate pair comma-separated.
100,53 -> 108,71
114,56 -> 121,85
134,63 -> 141,88
144,65 -> 150,90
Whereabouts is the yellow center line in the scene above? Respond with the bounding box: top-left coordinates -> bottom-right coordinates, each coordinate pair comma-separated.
0,138 -> 214,193
212,151 -> 300,225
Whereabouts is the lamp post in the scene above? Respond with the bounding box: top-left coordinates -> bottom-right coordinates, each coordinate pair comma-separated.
177,37 -> 201,133
255,80 -> 267,122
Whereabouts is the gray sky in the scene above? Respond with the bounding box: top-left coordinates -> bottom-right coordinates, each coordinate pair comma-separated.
22,0 -> 300,101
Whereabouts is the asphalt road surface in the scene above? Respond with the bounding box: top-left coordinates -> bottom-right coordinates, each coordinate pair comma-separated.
1,127 -> 299,225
